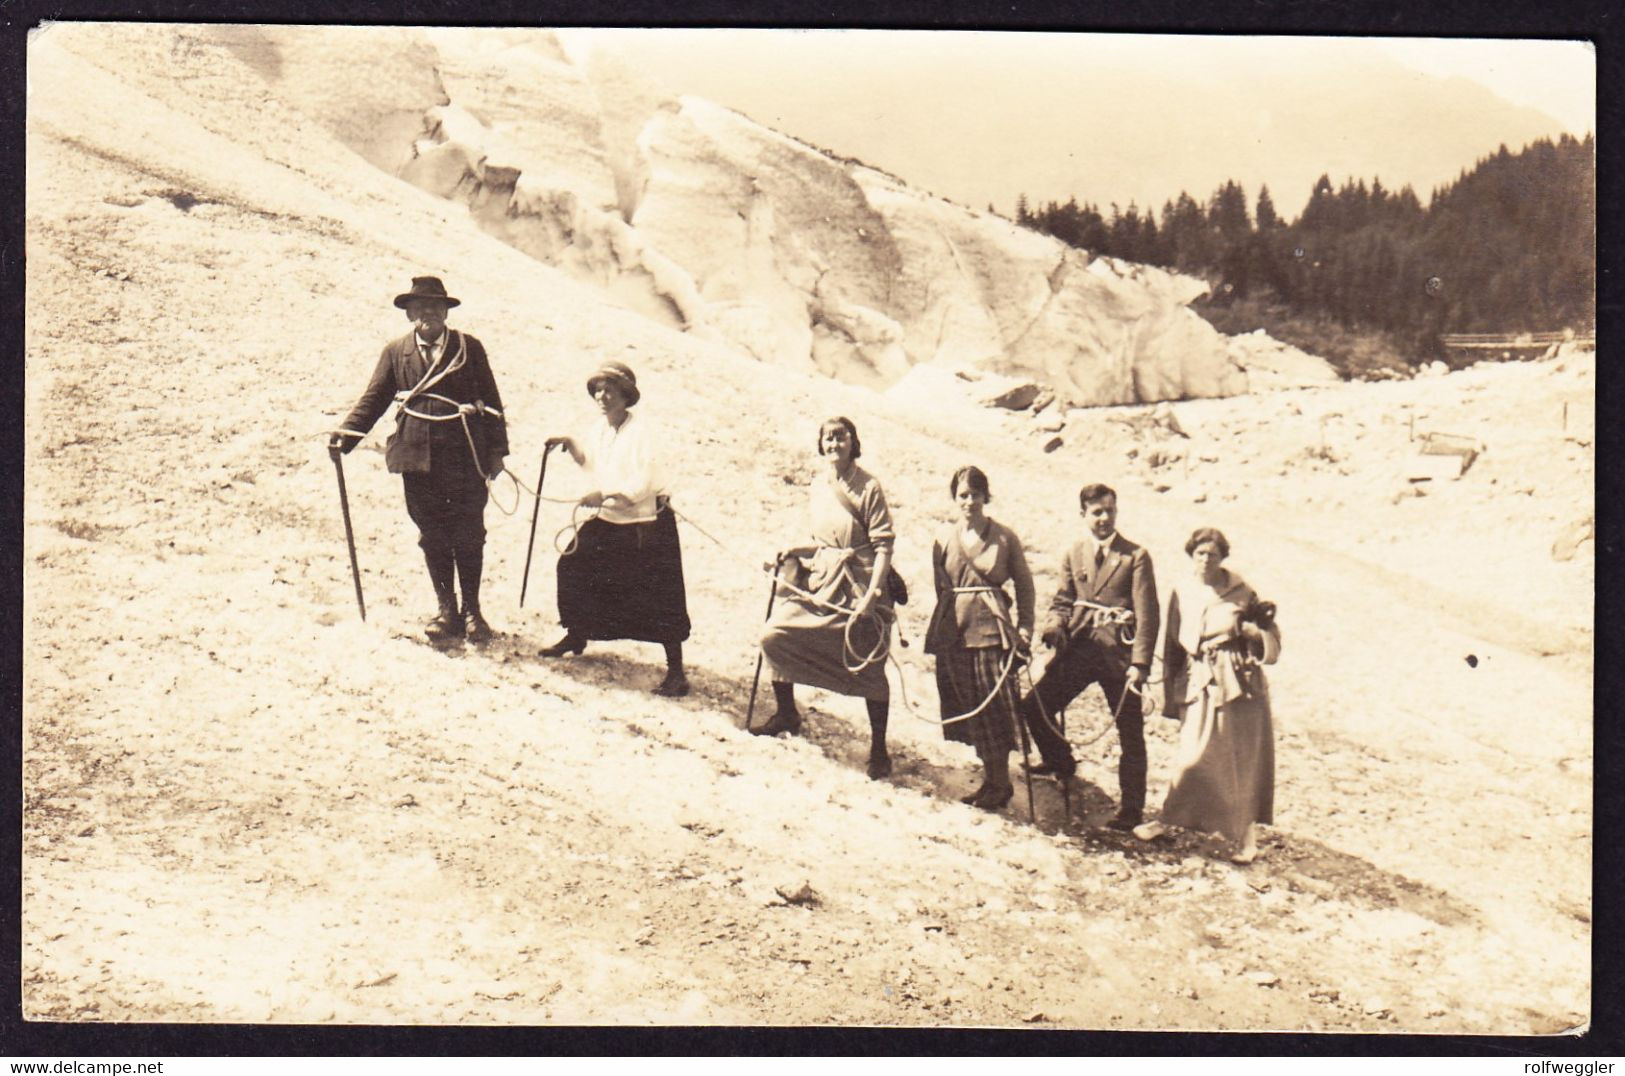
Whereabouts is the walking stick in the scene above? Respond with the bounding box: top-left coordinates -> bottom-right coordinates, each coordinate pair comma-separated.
1011,657 -> 1039,824
744,554 -> 786,733
519,444 -> 556,608
1025,652 -> 1072,825
330,445 -> 366,621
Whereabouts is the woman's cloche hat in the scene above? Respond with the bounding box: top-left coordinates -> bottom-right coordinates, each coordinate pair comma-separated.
586,360 -> 640,407
393,275 -> 461,309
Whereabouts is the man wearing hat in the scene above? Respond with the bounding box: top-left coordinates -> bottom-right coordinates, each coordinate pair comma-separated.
329,276 -> 509,642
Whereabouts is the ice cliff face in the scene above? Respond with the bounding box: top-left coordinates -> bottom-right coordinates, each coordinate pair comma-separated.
170,26 -> 1330,406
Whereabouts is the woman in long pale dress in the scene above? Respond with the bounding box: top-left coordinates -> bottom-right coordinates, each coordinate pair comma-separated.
541,360 -> 692,697
1134,527 -> 1280,863
753,417 -> 897,780
925,466 -> 1035,810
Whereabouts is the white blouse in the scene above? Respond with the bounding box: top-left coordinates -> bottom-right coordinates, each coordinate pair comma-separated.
581,410 -> 668,524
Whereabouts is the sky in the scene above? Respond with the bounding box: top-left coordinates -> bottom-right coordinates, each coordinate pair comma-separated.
595,31 -> 1595,219
1373,37 -> 1595,133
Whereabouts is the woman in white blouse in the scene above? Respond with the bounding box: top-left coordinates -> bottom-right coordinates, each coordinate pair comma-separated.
543,361 -> 691,697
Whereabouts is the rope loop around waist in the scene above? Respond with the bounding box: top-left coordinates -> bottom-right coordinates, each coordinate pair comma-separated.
1070,598 -> 1137,644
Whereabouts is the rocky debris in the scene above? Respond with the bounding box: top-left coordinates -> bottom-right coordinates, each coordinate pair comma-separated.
1150,402 -> 1189,438
774,882 -> 821,908
1411,430 -> 1482,480
980,379 -> 1044,411
1284,872 -> 1337,900
1551,515 -> 1593,562
1224,328 -> 1340,389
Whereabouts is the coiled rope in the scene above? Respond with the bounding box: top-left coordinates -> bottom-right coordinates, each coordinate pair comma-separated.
898,586 -> 1025,730
336,331 -> 549,519
669,503 -> 1140,739
670,506 -> 896,675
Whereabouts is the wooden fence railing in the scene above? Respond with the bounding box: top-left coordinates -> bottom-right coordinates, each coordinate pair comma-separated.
1439,331 -> 1595,350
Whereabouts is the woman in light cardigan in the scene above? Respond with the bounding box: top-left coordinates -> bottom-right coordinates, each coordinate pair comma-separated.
754,416 -> 897,779
542,360 -> 691,697
1135,527 -> 1280,863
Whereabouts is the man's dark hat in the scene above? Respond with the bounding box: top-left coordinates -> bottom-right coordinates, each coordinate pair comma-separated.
393,276 -> 460,309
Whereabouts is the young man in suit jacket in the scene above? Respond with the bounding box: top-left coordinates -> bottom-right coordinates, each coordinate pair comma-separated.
329,276 -> 509,642
1017,483 -> 1160,830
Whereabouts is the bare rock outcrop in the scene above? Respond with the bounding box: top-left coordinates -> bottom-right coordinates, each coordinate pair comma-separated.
100,25 -> 1331,408
1225,328 -> 1342,390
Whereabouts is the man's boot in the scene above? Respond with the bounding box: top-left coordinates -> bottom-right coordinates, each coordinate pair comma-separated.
455,543 -> 492,643
424,547 -> 463,641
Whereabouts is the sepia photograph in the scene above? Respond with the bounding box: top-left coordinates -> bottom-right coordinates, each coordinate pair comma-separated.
20,22 -> 1597,1036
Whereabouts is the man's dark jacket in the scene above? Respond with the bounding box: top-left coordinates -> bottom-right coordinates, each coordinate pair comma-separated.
340,330 -> 508,476
1041,533 -> 1160,670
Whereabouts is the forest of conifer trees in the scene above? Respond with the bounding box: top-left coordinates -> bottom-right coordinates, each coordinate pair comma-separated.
1011,133 -> 1595,374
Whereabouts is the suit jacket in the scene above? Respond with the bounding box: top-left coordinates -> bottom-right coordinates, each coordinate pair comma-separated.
340,330 -> 508,475
1041,532 -> 1159,669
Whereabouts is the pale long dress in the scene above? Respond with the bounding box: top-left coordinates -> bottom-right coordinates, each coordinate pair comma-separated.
760,465 -> 895,700
1157,570 -> 1280,844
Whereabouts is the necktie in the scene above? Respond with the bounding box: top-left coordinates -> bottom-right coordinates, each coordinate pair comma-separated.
1094,545 -> 1105,570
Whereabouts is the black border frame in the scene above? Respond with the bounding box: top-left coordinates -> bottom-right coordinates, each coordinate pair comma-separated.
2,0 -> 1617,1058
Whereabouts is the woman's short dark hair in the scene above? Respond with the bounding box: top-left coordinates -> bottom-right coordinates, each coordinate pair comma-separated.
818,416 -> 862,460
1078,482 -> 1116,510
950,465 -> 991,501
1184,526 -> 1231,558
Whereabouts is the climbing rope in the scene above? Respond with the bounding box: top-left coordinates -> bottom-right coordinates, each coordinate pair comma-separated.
670,505 -> 898,676
552,500 -> 603,557
1070,598 -> 1138,646
893,585 -> 1026,730
373,331 -> 545,518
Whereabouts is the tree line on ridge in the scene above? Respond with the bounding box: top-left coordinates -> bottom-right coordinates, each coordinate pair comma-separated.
1007,133 -> 1594,375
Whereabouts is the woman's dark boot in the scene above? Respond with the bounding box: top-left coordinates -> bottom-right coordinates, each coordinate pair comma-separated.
866,699 -> 892,779
752,682 -> 802,736
962,750 -> 995,804
655,642 -> 690,697
975,755 -> 1015,810
540,633 -> 585,657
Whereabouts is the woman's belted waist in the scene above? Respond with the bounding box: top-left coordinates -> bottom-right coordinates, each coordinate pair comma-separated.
943,584 -> 1018,649
804,543 -> 875,594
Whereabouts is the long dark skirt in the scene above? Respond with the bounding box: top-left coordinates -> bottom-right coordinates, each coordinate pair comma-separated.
557,508 -> 691,643
935,646 -> 1018,761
